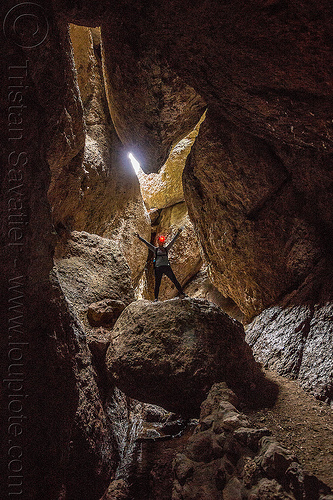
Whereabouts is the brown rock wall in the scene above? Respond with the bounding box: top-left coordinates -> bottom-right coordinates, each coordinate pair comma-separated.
55,230 -> 134,302
0,6 -> 117,498
101,18 -> 206,173
137,117 -> 203,210
172,383 -> 332,500
2,1 -> 333,497
52,0 -> 333,316
184,107 -> 328,319
48,24 -> 151,285
185,265 -> 245,323
53,0 -> 333,153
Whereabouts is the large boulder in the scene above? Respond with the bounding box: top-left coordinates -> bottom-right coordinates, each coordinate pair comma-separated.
55,231 -> 135,319
106,298 -> 275,415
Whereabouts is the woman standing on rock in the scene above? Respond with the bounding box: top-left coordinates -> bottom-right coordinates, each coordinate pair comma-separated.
135,228 -> 187,301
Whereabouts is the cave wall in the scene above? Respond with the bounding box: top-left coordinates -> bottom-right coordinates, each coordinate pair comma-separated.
154,0 -> 333,319
52,0 -> 333,318
137,117 -> 203,211
49,24 -> 151,284
51,0 -> 333,406
100,19 -> 206,174
0,3 -> 117,498
1,0 -> 333,498
183,106 -> 331,319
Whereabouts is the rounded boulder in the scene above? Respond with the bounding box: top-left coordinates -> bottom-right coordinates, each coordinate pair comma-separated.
106,298 -> 272,415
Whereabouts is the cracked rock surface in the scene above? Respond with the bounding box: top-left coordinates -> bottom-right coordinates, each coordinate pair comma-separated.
172,383 -> 332,500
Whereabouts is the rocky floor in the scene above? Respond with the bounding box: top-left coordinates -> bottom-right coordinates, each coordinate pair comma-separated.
246,369 -> 333,489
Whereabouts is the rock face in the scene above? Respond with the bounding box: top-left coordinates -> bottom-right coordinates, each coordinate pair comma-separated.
102,479 -> 129,500
62,303 -> 117,500
55,0 -> 333,321
101,19 -> 206,173
1,1 -> 333,498
183,106 -> 330,320
137,118 -> 203,210
49,24 -> 151,285
106,298 -> 275,415
172,383 -> 332,500
55,231 -> 135,318
0,4 -> 117,498
88,299 -> 126,327
185,265 -> 245,323
246,303 -> 333,406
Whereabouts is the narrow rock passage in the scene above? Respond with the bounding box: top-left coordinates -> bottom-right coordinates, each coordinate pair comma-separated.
246,369 -> 333,489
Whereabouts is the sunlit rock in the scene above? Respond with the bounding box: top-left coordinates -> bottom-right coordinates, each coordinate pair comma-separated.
49,24 -> 151,285
101,19 -> 206,173
183,107 -> 328,320
138,118 -> 203,210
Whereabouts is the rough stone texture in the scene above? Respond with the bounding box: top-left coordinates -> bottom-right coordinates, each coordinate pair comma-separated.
101,479 -> 129,500
2,1 -> 333,497
138,118 -> 203,210
246,302 -> 333,405
52,1 -> 333,319
106,298 -> 275,415
0,4 -> 116,498
172,383 -> 332,500
184,265 -> 245,323
62,312 -> 117,500
87,330 -> 111,363
49,24 -> 151,285
184,106 -> 330,320
101,18 -> 206,173
54,231 -> 135,319
43,26 -> 85,186
88,299 -> 126,327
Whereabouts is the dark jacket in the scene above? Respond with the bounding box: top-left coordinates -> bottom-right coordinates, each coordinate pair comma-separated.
137,232 -> 181,268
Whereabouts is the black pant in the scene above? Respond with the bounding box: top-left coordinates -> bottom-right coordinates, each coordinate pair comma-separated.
154,265 -> 183,299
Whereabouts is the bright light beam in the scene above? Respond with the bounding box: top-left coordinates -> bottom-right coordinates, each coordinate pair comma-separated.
128,152 -> 142,175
